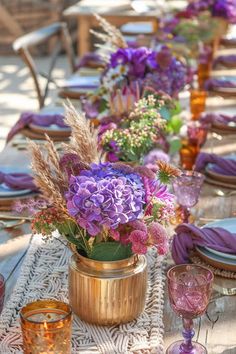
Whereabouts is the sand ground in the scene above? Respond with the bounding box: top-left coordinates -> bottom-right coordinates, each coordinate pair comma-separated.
0,55 -> 69,151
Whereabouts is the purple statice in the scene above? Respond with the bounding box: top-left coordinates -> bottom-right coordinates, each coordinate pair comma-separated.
110,47 -> 152,78
143,149 -> 170,166
66,163 -> 146,236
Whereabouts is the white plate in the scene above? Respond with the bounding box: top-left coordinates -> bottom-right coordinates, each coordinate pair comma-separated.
201,218 -> 236,260
0,184 -> 31,198
61,75 -> 100,89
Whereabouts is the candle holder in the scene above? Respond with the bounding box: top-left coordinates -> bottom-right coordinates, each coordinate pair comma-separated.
190,90 -> 207,120
179,139 -> 200,171
20,299 -> 72,354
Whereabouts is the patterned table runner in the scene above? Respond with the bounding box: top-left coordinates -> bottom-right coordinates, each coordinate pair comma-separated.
0,235 -> 166,354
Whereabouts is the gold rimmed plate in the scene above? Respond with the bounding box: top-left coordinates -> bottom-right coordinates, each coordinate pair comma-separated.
196,218 -> 236,272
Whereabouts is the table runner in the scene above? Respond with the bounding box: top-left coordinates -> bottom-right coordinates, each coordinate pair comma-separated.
0,235 -> 166,354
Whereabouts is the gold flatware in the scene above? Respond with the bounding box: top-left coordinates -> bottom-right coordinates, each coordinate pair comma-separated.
0,219 -> 26,230
0,214 -> 32,221
214,189 -> 236,197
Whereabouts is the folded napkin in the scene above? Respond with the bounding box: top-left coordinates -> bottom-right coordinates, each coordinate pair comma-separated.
172,223 -> 236,264
205,78 -> 236,90
200,112 -> 236,127
0,171 -> 37,191
76,52 -> 105,70
7,112 -> 67,142
213,55 -> 236,67
195,152 -> 236,175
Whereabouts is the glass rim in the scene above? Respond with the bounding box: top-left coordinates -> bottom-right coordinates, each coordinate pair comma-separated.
20,299 -> 72,324
167,264 -> 214,286
178,170 -> 204,179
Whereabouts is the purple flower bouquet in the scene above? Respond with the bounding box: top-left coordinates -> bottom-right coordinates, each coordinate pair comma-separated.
30,104 -> 180,261
83,46 -> 187,121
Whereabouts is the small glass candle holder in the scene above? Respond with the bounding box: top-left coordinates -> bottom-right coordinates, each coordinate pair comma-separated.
190,90 -> 207,120
0,274 -> 5,314
20,299 -> 72,354
179,139 -> 200,171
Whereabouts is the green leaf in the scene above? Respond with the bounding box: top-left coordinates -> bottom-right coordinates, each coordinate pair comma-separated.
57,220 -> 77,237
169,138 -> 182,154
89,242 -> 133,261
159,106 -> 171,121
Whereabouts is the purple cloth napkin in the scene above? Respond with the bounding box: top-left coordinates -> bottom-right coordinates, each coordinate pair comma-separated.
200,112 -> 236,127
7,112 -> 67,142
213,55 -> 236,68
205,78 -> 236,90
195,152 -> 236,175
0,171 -> 37,191
76,52 -> 105,70
172,223 -> 236,264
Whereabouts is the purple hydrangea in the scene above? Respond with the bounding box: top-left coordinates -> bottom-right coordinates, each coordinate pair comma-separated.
145,46 -> 187,96
66,163 -> 146,236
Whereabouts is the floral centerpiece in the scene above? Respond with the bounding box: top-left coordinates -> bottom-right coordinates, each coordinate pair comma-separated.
82,16 -> 188,122
99,92 -> 182,163
84,45 -> 187,121
29,103 -> 179,262
185,0 -> 236,22
161,13 -> 220,58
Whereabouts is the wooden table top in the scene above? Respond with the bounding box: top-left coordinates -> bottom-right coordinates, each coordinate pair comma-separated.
63,1 -> 162,18
1,104 -> 236,352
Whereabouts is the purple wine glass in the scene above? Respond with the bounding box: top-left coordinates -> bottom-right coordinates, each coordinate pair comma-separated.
172,171 -> 204,223
166,264 -> 214,354
0,274 -> 5,314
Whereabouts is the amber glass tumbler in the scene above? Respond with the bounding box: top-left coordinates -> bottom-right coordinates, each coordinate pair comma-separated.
20,299 -> 72,354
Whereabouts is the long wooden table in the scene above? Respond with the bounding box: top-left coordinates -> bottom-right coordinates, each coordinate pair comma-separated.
1,99 -> 236,351
63,1 -> 160,56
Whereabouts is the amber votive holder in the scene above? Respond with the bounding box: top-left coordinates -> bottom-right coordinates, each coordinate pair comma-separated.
20,299 -> 72,354
190,89 -> 207,121
179,140 -> 200,170
197,62 -> 211,90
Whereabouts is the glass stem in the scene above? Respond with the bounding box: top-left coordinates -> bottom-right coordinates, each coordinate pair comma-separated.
180,318 -> 195,354
183,207 -> 190,223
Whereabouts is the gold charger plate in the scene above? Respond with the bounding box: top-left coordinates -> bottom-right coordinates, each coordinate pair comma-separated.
0,192 -> 38,211
21,128 -> 69,141
196,248 -> 236,272
204,175 -> 236,189
205,167 -> 236,184
29,123 -> 71,138
212,122 -> 236,133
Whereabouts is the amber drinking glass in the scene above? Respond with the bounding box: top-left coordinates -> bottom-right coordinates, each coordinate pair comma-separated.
166,264 -> 214,354
190,90 -> 207,120
20,299 -> 72,354
179,139 -> 200,171
197,63 -> 211,90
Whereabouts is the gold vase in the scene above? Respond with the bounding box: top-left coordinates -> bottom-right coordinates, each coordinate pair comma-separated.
68,253 -> 147,325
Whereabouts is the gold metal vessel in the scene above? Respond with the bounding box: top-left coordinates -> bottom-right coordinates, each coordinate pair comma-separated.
68,253 -> 147,325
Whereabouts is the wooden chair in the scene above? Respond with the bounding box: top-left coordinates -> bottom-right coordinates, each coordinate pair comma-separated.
13,22 -> 76,109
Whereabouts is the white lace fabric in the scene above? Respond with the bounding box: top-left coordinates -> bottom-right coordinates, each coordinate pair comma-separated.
0,235 -> 166,354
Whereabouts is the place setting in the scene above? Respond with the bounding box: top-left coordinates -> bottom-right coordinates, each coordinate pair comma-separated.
194,151 -> 236,189
7,108 -> 71,143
